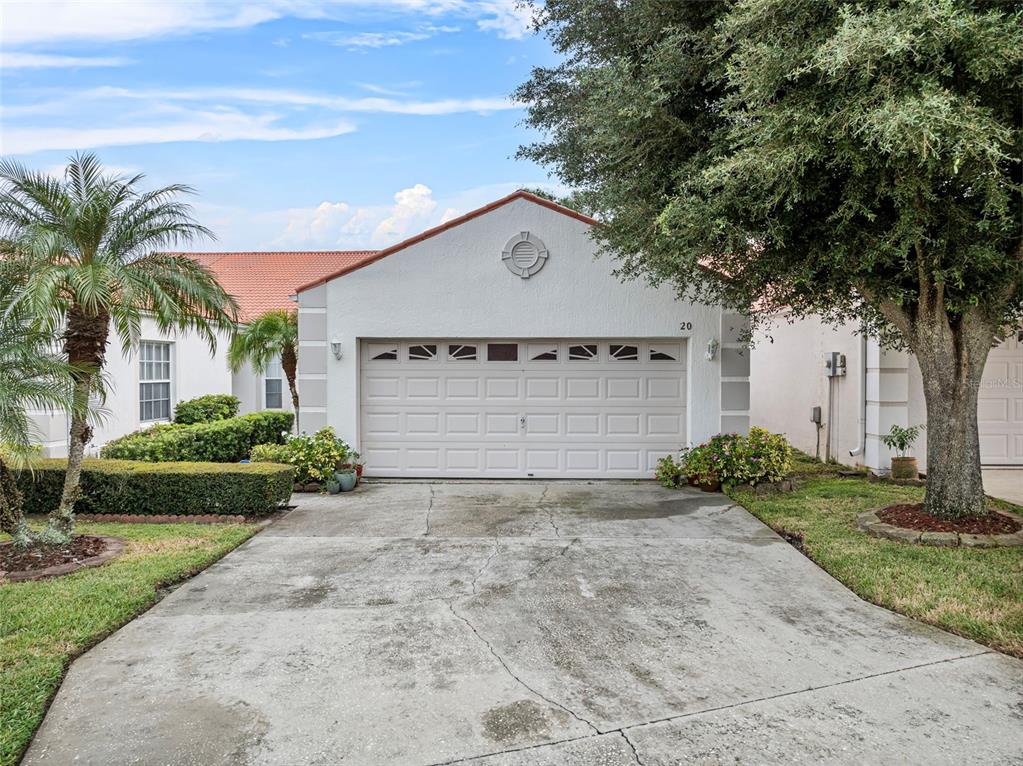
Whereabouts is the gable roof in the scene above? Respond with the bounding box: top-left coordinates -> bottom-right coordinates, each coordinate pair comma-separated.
186,250 -> 377,322
295,190 -> 598,293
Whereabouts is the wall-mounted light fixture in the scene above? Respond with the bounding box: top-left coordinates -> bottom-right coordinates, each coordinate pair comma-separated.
330,340 -> 343,360
705,338 -> 719,361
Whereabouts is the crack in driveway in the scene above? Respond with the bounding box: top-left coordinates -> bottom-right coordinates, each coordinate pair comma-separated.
446,599 -> 600,737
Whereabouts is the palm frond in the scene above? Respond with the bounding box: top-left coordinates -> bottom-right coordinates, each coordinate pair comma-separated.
228,310 -> 298,373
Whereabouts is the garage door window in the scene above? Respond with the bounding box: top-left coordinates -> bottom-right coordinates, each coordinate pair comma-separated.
650,345 -> 680,361
528,344 -> 558,361
449,344 -> 477,361
409,344 -> 437,361
487,343 -> 518,362
568,344 -> 598,361
610,344 -> 639,361
369,344 -> 398,361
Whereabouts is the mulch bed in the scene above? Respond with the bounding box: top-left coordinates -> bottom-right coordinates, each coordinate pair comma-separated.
878,503 -> 1021,535
0,535 -> 125,581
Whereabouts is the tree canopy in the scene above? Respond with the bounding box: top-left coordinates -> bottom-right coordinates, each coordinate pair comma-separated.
517,0 -> 1022,519
517,0 -> 1022,341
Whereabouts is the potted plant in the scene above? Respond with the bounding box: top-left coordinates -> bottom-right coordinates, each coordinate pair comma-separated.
683,444 -> 720,492
337,450 -> 364,484
335,468 -> 357,492
325,479 -> 341,495
881,424 -> 924,479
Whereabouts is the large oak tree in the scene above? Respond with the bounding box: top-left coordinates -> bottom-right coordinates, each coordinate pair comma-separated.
517,0 -> 1022,519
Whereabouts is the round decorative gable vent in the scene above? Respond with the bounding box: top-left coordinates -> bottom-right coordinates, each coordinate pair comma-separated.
502,232 -> 549,279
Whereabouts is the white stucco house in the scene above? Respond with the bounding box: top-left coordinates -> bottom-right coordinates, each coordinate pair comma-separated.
750,316 -> 1023,473
295,190 -> 748,479
29,250 -> 376,457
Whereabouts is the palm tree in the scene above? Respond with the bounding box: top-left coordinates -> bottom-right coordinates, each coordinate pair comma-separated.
228,309 -> 300,431
0,154 -> 238,544
0,270 -> 82,547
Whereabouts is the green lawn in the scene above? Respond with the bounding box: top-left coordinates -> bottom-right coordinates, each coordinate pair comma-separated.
728,468 -> 1023,659
0,521 -> 258,766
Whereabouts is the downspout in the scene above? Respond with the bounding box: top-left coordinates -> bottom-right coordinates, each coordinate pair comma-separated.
849,335 -> 867,459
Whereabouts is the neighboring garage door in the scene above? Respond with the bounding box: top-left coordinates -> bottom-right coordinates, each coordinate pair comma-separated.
979,332 -> 1023,466
360,339 -> 687,478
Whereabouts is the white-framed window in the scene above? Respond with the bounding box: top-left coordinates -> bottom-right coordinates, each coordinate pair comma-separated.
264,356 -> 284,409
139,341 -> 172,422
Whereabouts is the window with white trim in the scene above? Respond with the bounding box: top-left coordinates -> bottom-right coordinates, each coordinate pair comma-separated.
139,341 -> 172,421
264,356 -> 283,409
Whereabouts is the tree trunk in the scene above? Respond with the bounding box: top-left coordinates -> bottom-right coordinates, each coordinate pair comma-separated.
44,305 -> 108,544
282,341 -> 299,434
912,312 -> 992,520
0,456 -> 35,548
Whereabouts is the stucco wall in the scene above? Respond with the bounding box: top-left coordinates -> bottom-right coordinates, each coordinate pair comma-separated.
27,318 -> 233,457
299,197 -> 724,451
750,315 -> 865,465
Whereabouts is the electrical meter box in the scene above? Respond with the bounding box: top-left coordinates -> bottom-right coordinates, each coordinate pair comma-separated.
825,352 -> 847,377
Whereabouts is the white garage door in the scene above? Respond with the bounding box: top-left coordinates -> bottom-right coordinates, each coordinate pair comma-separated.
360,339 -> 688,478
979,332 -> 1023,466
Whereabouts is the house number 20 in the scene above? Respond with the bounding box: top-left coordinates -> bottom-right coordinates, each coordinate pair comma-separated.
680,322 -> 693,331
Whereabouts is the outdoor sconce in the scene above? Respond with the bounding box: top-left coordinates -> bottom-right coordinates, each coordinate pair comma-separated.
330,340 -> 343,360
705,338 -> 719,361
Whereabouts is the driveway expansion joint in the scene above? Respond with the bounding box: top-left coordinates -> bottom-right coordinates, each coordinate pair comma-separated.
608,649 -> 995,736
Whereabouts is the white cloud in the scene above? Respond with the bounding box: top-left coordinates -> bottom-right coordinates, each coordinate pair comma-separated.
196,179 -> 563,250
372,184 -> 438,244
269,183 -> 444,249
354,81 -> 422,96
11,86 -> 519,119
0,52 -> 131,69
308,24 -> 458,49
0,111 -> 356,154
1,1 -> 534,45
474,1 -> 534,39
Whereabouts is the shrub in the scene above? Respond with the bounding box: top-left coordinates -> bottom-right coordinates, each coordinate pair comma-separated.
101,410 -> 293,463
16,458 -> 293,517
680,428 -> 792,488
251,427 -> 351,484
174,394 -> 240,424
655,454 -> 684,488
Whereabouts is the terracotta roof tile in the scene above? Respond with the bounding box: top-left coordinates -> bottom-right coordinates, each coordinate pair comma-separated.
180,251 -> 377,322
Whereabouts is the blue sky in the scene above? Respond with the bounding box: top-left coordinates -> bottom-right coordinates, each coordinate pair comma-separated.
0,1 -> 564,250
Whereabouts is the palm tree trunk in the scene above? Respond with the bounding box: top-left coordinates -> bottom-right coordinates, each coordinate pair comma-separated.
45,305 -> 108,544
282,341 -> 299,434
0,455 -> 35,548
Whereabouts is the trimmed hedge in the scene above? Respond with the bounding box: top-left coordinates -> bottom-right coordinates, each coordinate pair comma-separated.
174,394 -> 240,424
17,458 -> 293,517
101,410 -> 294,463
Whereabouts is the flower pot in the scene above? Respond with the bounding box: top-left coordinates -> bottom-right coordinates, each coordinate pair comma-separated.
334,469 -> 357,492
686,475 -> 699,487
698,475 -> 721,492
355,464 -> 364,478
890,456 -> 918,480
326,480 -> 341,495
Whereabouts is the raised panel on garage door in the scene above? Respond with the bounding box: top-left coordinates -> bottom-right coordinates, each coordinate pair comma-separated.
360,340 -> 688,478
978,333 -> 1023,465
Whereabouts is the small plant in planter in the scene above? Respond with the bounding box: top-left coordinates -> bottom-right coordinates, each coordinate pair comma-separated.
655,454 -> 685,488
881,424 -> 925,480
683,444 -> 721,492
336,449 -> 364,480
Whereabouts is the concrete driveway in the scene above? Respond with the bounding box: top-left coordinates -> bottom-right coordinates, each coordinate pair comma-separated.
24,482 -> 1023,765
